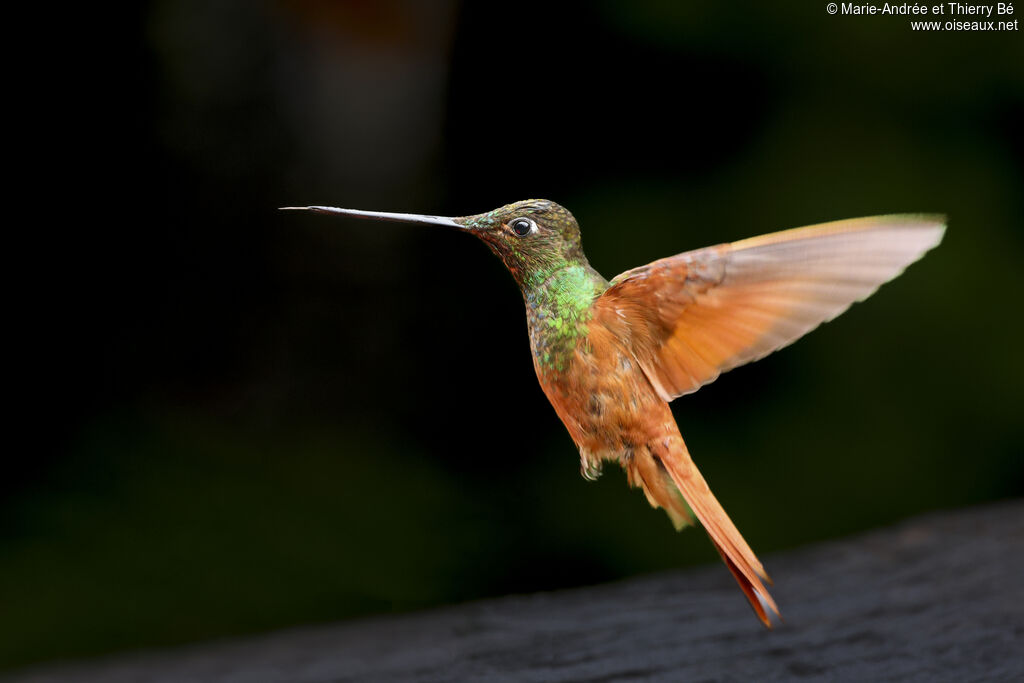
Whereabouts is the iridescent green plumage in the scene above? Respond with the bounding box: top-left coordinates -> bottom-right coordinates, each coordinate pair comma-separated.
458,200 -> 607,374
526,264 -> 602,373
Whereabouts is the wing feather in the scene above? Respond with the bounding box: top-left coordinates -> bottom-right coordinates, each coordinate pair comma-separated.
596,215 -> 945,401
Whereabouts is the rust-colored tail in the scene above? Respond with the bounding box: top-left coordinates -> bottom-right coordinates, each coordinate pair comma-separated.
629,436 -> 779,628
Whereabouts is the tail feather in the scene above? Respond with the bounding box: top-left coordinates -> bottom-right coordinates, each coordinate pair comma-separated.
711,538 -> 775,628
630,438 -> 780,627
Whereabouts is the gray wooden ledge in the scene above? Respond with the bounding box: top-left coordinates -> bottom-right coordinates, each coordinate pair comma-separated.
7,500 -> 1023,683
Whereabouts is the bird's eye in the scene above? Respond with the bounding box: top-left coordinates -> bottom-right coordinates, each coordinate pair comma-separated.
510,217 -> 536,236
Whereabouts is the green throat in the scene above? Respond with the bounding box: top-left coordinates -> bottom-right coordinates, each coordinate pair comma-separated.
523,263 -> 607,374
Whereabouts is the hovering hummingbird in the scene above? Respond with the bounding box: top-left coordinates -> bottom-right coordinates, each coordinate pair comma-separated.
282,200 -> 944,627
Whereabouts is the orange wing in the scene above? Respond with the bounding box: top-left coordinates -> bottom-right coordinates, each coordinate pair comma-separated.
595,215 -> 945,401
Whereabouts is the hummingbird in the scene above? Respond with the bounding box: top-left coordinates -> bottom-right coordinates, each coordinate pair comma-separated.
282,200 -> 944,627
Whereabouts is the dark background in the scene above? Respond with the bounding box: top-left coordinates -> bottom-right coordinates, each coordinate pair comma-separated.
6,0 -> 1022,671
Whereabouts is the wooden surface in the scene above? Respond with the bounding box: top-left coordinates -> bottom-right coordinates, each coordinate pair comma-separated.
7,500 -> 1023,683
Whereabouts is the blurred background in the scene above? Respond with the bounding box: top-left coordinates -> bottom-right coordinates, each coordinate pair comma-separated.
6,0 -> 1022,672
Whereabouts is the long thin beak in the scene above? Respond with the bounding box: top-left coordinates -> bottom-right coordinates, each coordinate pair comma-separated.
279,206 -> 464,229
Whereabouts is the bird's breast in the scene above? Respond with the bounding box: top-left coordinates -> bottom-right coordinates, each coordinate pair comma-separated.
529,316 -> 673,476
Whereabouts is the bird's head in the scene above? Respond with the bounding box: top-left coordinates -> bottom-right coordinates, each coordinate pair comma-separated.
281,198 -> 588,290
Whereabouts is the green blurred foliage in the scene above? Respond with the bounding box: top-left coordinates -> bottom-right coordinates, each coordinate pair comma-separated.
5,0 -> 1022,672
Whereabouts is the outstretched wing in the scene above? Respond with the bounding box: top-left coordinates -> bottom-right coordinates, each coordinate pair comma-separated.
594,215 -> 945,401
